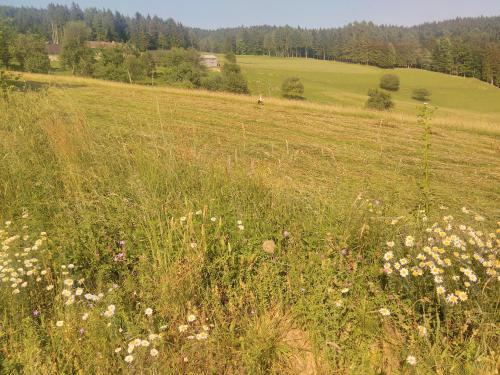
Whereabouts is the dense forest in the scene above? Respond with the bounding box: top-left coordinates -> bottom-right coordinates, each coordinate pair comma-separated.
0,3 -> 499,86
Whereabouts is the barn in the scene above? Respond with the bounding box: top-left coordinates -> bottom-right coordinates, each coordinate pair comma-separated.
45,43 -> 61,61
200,54 -> 218,68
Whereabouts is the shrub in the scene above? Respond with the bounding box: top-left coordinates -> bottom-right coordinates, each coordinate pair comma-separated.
412,88 -> 431,101
60,21 -> 92,75
379,74 -> 400,91
219,62 -> 249,94
281,77 -> 304,99
225,52 -> 237,63
162,47 -> 202,69
124,54 -> 154,82
222,71 -> 249,94
161,48 -> 206,87
76,48 -> 95,76
164,62 -> 204,87
221,62 -> 241,74
24,51 -> 50,73
0,70 -> 19,99
366,88 -> 394,110
11,34 -> 50,73
201,75 -> 224,91
93,48 -> 127,82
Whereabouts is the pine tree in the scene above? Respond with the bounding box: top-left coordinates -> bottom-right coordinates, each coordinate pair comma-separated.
0,20 -> 13,67
432,38 -> 453,73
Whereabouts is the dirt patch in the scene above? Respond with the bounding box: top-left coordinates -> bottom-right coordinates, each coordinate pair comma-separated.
282,328 -> 318,375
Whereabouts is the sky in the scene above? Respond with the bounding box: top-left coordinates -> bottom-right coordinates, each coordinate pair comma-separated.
3,0 -> 500,29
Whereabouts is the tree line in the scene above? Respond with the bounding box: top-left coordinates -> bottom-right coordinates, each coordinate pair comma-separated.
0,3 -> 499,86
0,18 -> 249,94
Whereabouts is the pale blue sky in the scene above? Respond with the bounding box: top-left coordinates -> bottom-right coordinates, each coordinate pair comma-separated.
4,0 -> 500,29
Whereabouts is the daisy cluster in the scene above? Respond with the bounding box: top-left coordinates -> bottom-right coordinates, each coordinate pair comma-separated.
178,313 -> 212,341
0,216 -> 48,295
382,208 -> 499,306
1,213 -> 222,366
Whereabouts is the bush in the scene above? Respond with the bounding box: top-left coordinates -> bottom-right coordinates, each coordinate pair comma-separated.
0,70 -> 19,99
24,51 -> 50,73
379,74 -> 400,91
222,71 -> 249,94
60,21 -> 92,75
221,62 -> 241,74
164,62 -> 204,87
93,48 -> 127,82
124,54 -> 154,82
225,52 -> 237,63
161,48 -> 206,87
201,75 -> 224,91
281,77 -> 304,99
162,48 -> 202,69
412,88 -> 431,101
366,88 -> 394,110
76,48 -> 95,76
11,34 -> 50,73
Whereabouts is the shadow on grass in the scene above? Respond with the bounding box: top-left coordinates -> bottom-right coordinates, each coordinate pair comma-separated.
283,95 -> 306,101
10,79 -> 87,92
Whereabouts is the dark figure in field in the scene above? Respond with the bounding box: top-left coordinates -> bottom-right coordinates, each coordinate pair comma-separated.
258,95 -> 264,105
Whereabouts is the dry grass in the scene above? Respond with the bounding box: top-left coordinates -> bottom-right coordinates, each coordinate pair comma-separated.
0,72 -> 498,374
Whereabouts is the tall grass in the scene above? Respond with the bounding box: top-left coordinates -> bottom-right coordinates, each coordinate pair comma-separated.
0,81 -> 498,374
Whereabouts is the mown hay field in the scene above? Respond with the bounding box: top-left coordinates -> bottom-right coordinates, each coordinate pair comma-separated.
0,71 -> 499,374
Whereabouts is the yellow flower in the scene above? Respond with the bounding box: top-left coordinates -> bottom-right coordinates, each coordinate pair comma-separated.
411,267 -> 423,277
486,268 -> 497,276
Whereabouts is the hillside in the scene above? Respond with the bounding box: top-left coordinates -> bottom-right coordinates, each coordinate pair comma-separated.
0,73 -> 499,374
239,55 -> 500,114
2,4 -> 500,86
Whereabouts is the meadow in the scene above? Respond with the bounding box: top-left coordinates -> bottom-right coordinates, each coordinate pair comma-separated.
0,60 -> 499,374
238,55 -> 500,115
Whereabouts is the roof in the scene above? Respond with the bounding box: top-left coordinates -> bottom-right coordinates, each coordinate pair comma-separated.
45,43 -> 61,55
87,41 -> 119,49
